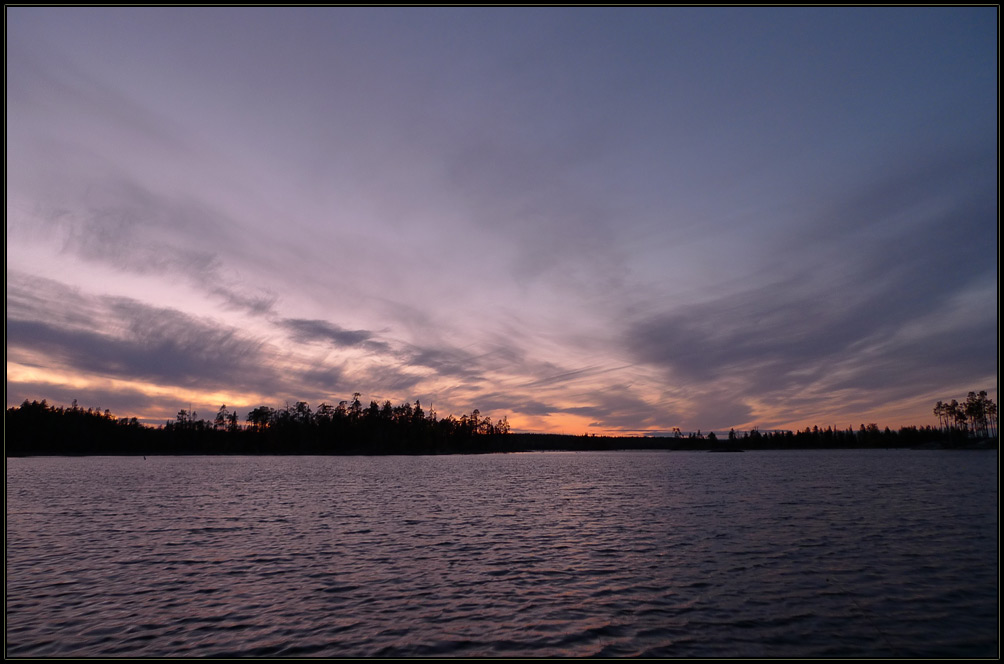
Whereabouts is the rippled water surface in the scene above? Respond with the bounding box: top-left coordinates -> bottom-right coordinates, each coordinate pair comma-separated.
6,450 -> 998,657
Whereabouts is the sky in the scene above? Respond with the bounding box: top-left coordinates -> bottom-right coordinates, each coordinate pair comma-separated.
6,7 -> 998,435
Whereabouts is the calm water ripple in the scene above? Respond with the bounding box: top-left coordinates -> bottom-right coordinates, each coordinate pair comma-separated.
6,450 -> 998,657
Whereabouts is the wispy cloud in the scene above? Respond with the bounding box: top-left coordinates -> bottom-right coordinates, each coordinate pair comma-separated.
624,149 -> 998,428
8,300 -> 275,394
278,318 -> 378,348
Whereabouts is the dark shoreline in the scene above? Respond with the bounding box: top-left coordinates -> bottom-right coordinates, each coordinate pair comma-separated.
7,432 -> 997,458
7,399 -> 996,457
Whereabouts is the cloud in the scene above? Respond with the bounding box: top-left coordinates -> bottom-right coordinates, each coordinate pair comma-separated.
805,147 -> 997,248
480,398 -> 556,417
7,314 -> 272,394
296,367 -> 345,394
627,277 -> 844,386
468,380 -> 680,434
358,365 -> 424,394
626,268 -> 994,421
209,286 -> 278,317
5,381 -> 166,421
7,273 -> 104,330
7,274 -> 280,393
9,160 -> 281,319
6,26 -> 195,160
405,346 -> 483,379
278,318 -> 377,348
624,147 -> 997,427
7,44 -> 282,320
822,312 -> 998,397
555,385 -> 676,432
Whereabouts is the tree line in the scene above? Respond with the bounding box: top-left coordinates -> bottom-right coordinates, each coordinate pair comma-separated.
5,396 -> 511,456
193,393 -> 511,437
5,391 -> 997,457
932,391 -> 998,440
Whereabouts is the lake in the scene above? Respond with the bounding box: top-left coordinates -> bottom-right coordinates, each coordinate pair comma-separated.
6,450 -> 998,657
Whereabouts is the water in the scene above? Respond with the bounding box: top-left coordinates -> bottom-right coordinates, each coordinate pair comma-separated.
6,450 -> 998,657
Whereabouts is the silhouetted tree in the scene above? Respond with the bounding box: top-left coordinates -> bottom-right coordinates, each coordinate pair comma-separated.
933,401 -> 949,434
934,391 -> 998,441
246,406 -> 274,433
963,391 -> 995,438
214,405 -> 232,431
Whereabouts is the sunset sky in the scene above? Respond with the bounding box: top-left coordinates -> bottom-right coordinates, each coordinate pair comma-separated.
7,7 -> 998,434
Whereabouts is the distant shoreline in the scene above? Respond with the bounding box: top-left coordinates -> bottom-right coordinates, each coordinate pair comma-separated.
7,432 -> 998,458
6,399 -> 996,457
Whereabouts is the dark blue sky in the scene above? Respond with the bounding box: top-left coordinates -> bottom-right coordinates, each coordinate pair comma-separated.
6,7 -> 998,432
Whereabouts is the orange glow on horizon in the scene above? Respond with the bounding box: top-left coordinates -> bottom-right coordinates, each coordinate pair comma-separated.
6,362 -> 270,425
508,411 -> 622,437
8,362 -> 991,435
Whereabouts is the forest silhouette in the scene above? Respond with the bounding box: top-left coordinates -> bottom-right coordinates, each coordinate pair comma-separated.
5,390 -> 997,457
